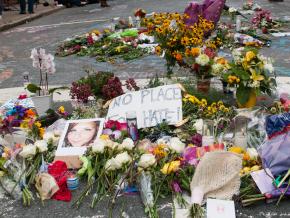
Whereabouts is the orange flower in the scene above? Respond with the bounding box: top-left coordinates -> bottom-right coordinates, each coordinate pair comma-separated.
191,47 -> 200,57
175,53 -> 183,62
243,152 -> 251,161
25,109 -> 36,117
185,48 -> 191,57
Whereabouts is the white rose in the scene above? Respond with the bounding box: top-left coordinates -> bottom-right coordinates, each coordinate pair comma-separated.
118,138 -> 135,150
114,151 -> 132,168
19,144 -> 37,158
138,154 -> 156,169
168,137 -> 185,153
196,54 -> 210,66
35,140 -> 48,153
194,119 -> 203,134
92,138 -> 106,153
104,140 -> 116,149
247,148 -> 258,160
105,158 -> 118,171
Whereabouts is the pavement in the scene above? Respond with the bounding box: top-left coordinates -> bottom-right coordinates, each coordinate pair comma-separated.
0,4 -> 64,31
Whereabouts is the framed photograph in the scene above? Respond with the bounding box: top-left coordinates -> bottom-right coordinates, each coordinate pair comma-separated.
55,118 -> 105,157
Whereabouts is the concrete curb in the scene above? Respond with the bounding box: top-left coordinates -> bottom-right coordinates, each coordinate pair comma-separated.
0,77 -> 289,105
0,6 -> 65,32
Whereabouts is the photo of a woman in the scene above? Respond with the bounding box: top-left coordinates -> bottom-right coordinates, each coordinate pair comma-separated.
63,121 -> 100,147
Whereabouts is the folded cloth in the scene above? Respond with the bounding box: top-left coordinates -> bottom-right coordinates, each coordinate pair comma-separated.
190,151 -> 242,204
48,161 -> 71,202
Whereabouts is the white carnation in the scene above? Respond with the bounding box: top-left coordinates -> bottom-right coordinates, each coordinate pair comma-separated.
168,137 -> 185,153
196,54 -> 210,66
138,154 -> 156,169
19,144 -> 37,158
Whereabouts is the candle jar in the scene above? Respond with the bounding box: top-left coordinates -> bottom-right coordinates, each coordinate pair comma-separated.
202,120 -> 215,146
126,111 -> 139,141
234,116 -> 248,149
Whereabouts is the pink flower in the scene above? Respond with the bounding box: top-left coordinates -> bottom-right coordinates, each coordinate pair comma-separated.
171,180 -> 182,193
183,146 -> 199,166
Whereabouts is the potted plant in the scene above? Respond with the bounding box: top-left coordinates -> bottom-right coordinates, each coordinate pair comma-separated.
223,47 -> 277,108
27,48 -> 64,115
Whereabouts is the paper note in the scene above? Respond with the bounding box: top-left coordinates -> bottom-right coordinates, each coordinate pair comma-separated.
251,168 -> 275,194
207,199 -> 236,218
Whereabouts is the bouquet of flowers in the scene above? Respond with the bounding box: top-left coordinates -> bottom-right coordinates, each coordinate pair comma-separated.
136,137 -> 195,217
183,47 -> 230,79
143,13 -> 214,75
223,47 -> 276,107
251,9 -> 283,34
73,137 -> 136,214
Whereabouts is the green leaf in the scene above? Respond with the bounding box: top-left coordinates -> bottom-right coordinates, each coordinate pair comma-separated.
236,85 -> 251,105
27,83 -> 41,93
48,86 -> 69,94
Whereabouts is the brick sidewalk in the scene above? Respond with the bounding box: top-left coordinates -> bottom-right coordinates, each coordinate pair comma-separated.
0,3 -> 64,31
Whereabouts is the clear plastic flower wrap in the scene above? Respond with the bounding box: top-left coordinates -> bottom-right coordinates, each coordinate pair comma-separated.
0,174 -> 22,200
138,171 -> 154,209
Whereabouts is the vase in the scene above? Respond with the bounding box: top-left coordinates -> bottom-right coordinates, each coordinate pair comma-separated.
31,94 -> 53,116
237,90 -> 257,108
196,77 -> 211,94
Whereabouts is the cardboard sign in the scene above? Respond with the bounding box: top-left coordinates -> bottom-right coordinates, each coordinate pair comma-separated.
107,84 -> 183,128
207,199 -> 236,218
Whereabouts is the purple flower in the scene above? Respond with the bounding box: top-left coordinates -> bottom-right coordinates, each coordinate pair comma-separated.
183,146 -> 199,166
191,133 -> 202,147
171,180 -> 182,193
103,128 -> 113,135
112,130 -> 122,140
